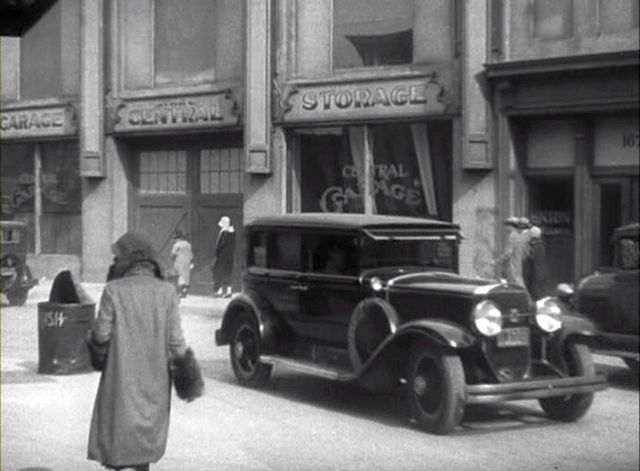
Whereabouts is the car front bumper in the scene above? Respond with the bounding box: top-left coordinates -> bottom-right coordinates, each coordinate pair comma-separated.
466,374 -> 607,404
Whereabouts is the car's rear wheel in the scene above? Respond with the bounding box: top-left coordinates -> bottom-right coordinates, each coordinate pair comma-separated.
229,311 -> 272,387
405,346 -> 465,435
539,343 -> 595,422
7,288 -> 29,306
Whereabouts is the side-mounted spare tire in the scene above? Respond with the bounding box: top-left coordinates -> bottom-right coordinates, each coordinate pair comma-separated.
347,298 -> 399,370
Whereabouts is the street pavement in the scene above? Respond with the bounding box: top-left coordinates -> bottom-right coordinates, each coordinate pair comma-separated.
2,280 -> 639,471
1,280 -> 235,471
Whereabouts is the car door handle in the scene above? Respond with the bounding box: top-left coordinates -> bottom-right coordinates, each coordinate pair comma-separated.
289,284 -> 308,292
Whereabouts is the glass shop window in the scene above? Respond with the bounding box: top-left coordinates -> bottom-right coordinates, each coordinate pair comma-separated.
200,148 -> 244,194
298,122 -> 452,220
333,0 -> 414,69
139,151 -> 187,194
19,0 -> 80,99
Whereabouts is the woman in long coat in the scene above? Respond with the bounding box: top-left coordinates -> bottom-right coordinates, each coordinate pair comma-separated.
211,216 -> 236,297
88,231 -> 187,470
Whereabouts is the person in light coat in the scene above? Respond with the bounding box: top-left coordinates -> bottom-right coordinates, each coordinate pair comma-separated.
171,230 -> 193,298
88,231 -> 187,471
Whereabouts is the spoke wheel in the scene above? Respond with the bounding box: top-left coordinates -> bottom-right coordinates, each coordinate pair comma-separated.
539,343 -> 595,422
405,346 -> 465,435
229,312 -> 272,387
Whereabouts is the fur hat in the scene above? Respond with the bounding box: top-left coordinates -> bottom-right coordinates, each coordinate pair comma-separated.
504,216 -> 520,227
517,217 -> 532,229
110,231 -> 162,279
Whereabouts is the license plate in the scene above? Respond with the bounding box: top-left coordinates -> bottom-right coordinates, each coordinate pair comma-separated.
497,327 -> 530,348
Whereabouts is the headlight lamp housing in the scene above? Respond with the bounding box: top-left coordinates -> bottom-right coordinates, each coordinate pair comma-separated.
535,297 -> 563,333
472,300 -> 503,337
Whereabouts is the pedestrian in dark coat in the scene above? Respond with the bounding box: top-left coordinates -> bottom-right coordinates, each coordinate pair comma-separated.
212,216 -> 236,297
523,226 -> 549,300
87,231 -> 188,471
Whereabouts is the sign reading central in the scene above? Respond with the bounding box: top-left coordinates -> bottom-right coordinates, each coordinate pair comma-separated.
281,75 -> 448,123
113,92 -> 239,133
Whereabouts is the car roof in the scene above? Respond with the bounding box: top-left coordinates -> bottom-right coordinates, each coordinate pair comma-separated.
614,222 -> 639,239
246,213 -> 460,231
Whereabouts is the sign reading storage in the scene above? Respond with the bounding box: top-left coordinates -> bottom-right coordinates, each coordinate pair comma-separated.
281,75 -> 449,123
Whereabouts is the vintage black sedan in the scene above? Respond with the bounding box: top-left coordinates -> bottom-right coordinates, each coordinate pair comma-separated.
574,222 -> 639,374
215,213 -> 606,434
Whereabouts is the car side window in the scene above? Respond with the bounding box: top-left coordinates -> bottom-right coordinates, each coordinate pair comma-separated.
305,233 -> 358,276
271,232 -> 302,271
248,231 -> 268,268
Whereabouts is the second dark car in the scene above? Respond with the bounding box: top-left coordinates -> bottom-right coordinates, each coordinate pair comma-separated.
574,222 -> 639,374
215,213 -> 606,434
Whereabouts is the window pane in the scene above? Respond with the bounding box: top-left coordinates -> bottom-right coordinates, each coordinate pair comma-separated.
371,122 -> 451,220
299,127 -> 364,213
139,150 -> 186,194
272,233 -> 301,270
155,0 -> 217,86
333,0 -> 414,69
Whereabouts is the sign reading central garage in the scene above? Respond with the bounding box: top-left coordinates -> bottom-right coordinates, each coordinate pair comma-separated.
280,74 -> 448,123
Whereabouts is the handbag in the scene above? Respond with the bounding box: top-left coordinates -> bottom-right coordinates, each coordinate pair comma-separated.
171,347 -> 205,402
86,333 -> 110,371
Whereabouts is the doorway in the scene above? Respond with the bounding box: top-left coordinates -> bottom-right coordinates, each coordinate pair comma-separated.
131,135 -> 245,295
593,177 -> 639,268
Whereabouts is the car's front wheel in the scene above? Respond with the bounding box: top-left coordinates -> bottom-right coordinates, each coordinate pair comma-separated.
539,343 -> 595,421
405,346 -> 466,435
229,311 -> 272,387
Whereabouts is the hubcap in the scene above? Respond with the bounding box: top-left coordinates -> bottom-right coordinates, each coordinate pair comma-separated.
414,375 -> 427,396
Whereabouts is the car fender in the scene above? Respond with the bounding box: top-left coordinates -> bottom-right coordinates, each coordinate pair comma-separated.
216,290 -> 279,352
549,311 -> 599,355
353,319 -> 475,391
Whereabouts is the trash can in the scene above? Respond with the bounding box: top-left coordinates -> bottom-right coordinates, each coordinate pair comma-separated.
37,270 -> 95,374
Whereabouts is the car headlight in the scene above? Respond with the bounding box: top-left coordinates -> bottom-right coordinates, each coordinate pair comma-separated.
370,276 -> 384,292
535,297 -> 563,333
472,300 -> 503,337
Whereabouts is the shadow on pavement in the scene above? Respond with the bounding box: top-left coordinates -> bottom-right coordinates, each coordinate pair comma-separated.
596,362 -> 639,391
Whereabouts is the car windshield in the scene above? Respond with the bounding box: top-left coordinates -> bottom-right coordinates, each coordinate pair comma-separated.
361,236 -> 458,270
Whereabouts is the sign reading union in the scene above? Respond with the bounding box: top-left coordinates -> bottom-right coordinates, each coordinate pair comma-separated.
1,106 -> 77,139
281,75 -> 448,122
113,92 -> 239,133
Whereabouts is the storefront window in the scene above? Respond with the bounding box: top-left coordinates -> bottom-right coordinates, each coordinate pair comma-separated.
333,0 -> 414,69
1,141 -> 81,255
298,122 -> 452,219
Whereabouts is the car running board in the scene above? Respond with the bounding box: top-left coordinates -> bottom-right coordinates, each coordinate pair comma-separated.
260,354 -> 358,382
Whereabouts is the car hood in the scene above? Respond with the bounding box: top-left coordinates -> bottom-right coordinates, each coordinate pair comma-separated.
362,267 -> 520,297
